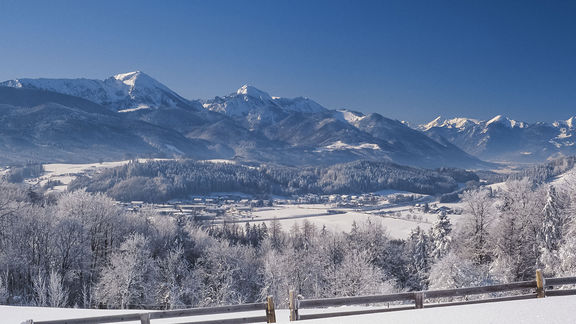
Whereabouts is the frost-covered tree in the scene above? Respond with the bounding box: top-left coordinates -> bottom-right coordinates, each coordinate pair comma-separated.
555,221 -> 576,276
260,239 -> 289,306
429,253 -> 497,295
346,219 -> 389,267
94,234 -> 156,309
56,190 -> 129,275
538,185 -> 568,274
268,218 -> 285,251
0,274 -> 8,304
430,211 -> 452,260
406,227 -> 431,290
47,270 -> 68,307
459,188 -> 495,264
540,185 -> 565,252
284,222 -> 327,299
195,241 -> 263,306
324,250 -> 389,297
32,271 -> 48,307
492,179 -> 543,281
155,246 -> 195,309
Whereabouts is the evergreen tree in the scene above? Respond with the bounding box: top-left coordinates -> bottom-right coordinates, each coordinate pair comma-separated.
430,211 -> 452,260
406,227 -> 431,290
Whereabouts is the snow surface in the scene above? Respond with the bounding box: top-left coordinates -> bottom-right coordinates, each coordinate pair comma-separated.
236,85 -> 273,101
1,71 -> 184,111
486,115 -> 526,128
5,295 -> 576,324
239,204 -> 435,239
33,159 -> 172,191
420,115 -> 527,131
333,109 -> 366,125
316,141 -> 381,152
420,116 -> 480,130
118,105 -> 152,113
202,85 -> 327,128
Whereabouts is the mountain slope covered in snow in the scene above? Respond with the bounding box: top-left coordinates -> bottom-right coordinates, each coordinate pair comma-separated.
1,71 -> 200,112
0,87 -> 231,164
420,115 -> 576,163
0,72 -> 488,168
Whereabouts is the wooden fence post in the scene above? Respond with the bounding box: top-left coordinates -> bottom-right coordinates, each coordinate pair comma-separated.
414,292 -> 424,309
266,295 -> 276,323
140,313 -> 151,324
289,290 -> 299,321
536,269 -> 545,298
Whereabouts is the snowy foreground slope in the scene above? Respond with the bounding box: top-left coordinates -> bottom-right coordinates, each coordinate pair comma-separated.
6,295 -> 576,324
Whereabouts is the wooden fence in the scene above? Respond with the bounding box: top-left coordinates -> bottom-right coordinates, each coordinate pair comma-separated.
22,271 -> 576,324
289,270 -> 576,321
22,296 -> 276,324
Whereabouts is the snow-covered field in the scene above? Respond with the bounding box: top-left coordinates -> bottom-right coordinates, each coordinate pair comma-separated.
38,161 -> 134,190
28,160 -> 469,240
31,159 -> 175,191
32,158 -> 240,192
5,295 -> 576,324
245,204 -> 443,239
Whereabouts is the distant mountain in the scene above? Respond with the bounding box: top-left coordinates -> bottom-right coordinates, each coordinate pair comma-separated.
202,85 -> 488,168
420,115 -> 576,163
202,85 -> 327,129
0,72 -> 489,169
1,71 -> 200,112
0,87 -> 231,164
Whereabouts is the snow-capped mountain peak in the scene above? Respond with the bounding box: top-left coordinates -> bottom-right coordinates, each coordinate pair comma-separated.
554,116 -> 576,129
334,109 -> 366,125
420,116 -> 480,131
203,85 -> 329,128
0,71 -> 192,111
1,79 -> 23,88
486,115 -> 526,128
421,116 -> 443,130
114,70 -> 144,83
236,84 -> 273,101
111,71 -> 176,96
421,115 -> 526,131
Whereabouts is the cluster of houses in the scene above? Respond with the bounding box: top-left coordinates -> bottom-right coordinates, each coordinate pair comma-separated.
115,192 -> 453,225
116,192 -> 394,222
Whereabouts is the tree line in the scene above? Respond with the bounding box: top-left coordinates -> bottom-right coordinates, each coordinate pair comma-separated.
0,173 -> 575,309
0,182 -> 438,308
68,160 -> 478,202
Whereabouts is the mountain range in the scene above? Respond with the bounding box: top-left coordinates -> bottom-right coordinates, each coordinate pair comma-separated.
1,70 -> 560,169
420,115 -> 576,163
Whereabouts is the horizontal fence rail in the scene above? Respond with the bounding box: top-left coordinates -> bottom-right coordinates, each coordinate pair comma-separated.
25,298 -> 276,324
299,291 -> 416,308
289,271 -> 576,321
22,273 -> 576,324
424,280 -> 536,298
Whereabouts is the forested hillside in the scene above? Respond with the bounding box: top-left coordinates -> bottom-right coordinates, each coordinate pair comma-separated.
509,156 -> 576,183
69,160 -> 478,202
1,173 -> 575,310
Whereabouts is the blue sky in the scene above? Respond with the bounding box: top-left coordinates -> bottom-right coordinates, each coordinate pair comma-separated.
0,0 -> 575,124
